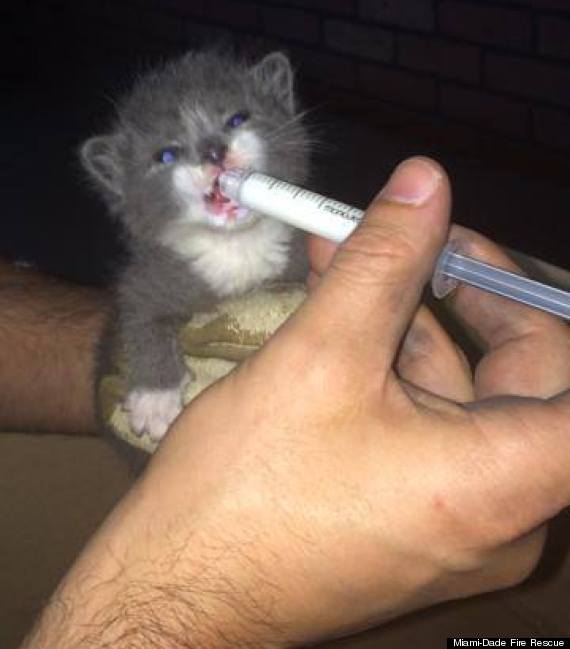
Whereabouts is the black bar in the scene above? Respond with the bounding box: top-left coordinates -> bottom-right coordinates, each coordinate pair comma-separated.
447,640 -> 570,648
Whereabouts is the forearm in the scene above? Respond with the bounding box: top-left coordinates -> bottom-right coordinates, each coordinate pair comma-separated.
0,259 -> 111,434
23,559 -> 283,649
20,473 -> 287,649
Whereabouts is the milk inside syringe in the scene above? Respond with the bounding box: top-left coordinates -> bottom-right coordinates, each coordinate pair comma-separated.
219,169 -> 570,322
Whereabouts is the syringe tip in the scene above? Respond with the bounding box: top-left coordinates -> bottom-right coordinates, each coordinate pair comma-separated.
218,168 -> 250,202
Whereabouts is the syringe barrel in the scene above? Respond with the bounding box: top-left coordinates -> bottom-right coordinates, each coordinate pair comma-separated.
219,168 -> 570,322
443,252 -> 570,320
219,169 -> 363,242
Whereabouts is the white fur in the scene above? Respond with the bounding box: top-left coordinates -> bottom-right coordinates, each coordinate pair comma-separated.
229,129 -> 265,169
163,217 -> 293,296
125,383 -> 184,441
172,165 -> 211,216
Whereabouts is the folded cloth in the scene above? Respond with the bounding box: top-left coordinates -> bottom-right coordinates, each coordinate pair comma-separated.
98,283 -> 307,453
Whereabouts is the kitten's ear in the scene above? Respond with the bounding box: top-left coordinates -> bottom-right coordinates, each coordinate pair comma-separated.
250,52 -> 295,114
80,134 -> 125,198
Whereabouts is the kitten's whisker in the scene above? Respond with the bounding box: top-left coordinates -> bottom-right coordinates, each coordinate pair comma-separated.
264,132 -> 324,151
264,106 -> 317,139
263,103 -> 329,152
264,126 -> 318,144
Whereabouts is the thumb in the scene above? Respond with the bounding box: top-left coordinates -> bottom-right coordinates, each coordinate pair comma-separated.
307,157 -> 451,369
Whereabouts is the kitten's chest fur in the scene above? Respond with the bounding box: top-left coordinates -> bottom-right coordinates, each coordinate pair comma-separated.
162,217 -> 294,297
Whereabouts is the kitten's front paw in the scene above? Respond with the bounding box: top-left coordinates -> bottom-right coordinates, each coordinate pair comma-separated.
124,385 -> 183,442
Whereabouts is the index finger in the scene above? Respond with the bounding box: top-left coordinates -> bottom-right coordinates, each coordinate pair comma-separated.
446,225 -> 570,399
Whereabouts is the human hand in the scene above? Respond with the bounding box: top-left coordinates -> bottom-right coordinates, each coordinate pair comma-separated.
24,157 -> 569,649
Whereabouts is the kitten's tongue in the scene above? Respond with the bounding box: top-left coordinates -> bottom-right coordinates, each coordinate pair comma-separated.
204,178 -> 230,214
204,175 -> 250,226
204,178 -> 233,215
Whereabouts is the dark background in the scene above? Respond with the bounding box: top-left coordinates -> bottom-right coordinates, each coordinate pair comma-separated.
4,0 -> 570,285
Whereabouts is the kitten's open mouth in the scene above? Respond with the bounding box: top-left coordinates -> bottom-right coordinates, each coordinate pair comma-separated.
203,173 -> 250,227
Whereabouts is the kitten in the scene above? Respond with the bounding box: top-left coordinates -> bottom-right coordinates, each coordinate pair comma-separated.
81,50 -> 310,442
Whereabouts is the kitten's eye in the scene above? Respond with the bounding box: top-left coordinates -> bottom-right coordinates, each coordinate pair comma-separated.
225,111 -> 250,129
154,146 -> 181,165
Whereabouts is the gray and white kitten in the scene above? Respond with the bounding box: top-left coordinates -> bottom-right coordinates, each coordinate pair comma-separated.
81,50 -> 310,442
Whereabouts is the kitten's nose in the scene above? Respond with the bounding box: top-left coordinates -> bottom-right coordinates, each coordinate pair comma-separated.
200,137 -> 228,166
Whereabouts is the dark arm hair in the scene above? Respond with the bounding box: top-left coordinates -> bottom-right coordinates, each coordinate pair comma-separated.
21,539 -> 287,649
0,259 -> 110,434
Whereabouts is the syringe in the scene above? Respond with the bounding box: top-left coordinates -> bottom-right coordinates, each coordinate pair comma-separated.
219,169 -> 570,322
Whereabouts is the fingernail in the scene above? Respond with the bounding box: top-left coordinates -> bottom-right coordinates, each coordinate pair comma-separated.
378,157 -> 442,206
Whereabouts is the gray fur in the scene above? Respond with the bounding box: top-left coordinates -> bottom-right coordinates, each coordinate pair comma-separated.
81,50 -> 310,439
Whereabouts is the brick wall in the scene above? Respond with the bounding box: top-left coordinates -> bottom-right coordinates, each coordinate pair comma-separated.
42,0 -> 570,154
